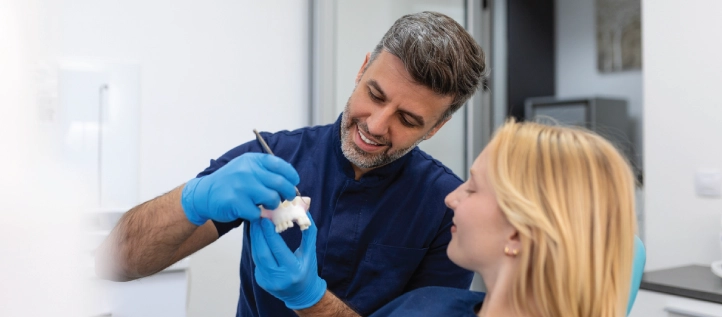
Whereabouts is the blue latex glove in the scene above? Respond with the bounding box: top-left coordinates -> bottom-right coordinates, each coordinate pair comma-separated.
181,153 -> 299,225
250,213 -> 327,310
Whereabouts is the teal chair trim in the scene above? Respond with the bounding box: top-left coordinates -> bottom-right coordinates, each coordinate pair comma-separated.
627,236 -> 646,315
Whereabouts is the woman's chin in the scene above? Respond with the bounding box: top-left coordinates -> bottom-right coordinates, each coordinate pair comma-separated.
446,245 -> 471,270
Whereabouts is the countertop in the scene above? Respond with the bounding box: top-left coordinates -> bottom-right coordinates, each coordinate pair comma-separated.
640,264 -> 722,304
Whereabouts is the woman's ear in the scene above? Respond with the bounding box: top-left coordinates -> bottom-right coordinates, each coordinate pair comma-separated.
505,229 -> 522,255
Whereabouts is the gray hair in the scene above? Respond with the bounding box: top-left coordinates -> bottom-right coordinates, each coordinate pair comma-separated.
368,11 -> 487,124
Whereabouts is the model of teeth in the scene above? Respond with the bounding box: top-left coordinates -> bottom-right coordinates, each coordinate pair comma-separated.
259,196 -> 311,233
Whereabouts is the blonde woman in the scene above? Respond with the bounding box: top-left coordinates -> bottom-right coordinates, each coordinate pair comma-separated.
371,119 -> 638,317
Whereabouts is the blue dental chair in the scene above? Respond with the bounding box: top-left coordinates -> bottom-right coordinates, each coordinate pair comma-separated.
627,236 -> 646,315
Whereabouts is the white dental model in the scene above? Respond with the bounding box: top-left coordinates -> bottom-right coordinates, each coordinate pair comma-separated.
260,196 -> 312,233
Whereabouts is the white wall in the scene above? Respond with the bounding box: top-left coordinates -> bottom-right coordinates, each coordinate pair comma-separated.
556,0 -> 644,168
1,0 -> 88,315
643,0 -> 722,270
57,0 -> 309,315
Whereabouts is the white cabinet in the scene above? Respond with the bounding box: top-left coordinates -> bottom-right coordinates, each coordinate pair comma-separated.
630,290 -> 722,317
88,259 -> 190,317
86,211 -> 189,317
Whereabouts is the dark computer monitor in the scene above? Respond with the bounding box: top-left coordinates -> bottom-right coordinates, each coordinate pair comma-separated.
524,96 -> 641,183
531,102 -> 590,128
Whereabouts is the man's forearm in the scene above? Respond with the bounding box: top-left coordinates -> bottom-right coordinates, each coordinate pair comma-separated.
95,185 -> 198,281
294,290 -> 361,317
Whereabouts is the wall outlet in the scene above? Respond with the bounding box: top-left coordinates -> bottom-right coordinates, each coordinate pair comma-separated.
694,169 -> 722,198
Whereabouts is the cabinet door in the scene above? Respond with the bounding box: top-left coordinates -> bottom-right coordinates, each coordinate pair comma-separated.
629,290 -> 722,317
58,63 -> 140,210
58,68 -> 107,208
105,271 -> 188,317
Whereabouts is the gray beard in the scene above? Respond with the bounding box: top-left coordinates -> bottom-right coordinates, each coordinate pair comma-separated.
339,101 -> 426,169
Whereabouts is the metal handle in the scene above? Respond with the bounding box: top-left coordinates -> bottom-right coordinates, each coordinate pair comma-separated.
98,84 -> 109,208
665,306 -> 722,317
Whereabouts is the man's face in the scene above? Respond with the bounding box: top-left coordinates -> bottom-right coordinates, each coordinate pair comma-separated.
340,51 -> 453,172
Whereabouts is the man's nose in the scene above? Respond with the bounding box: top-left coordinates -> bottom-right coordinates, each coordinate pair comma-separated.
366,107 -> 394,137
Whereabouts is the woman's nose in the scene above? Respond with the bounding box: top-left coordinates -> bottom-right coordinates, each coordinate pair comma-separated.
445,190 -> 458,209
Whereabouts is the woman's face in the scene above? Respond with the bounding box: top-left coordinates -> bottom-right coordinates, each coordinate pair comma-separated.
445,147 -> 516,272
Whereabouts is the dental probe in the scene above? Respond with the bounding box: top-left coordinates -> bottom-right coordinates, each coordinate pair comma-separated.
253,129 -> 306,202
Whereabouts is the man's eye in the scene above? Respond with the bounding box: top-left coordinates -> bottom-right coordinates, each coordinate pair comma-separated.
400,115 -> 415,127
368,91 -> 382,102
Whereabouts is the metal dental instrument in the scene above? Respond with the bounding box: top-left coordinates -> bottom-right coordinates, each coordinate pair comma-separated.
253,129 -> 306,203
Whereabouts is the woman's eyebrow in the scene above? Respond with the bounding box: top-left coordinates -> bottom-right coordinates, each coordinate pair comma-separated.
468,170 -> 477,185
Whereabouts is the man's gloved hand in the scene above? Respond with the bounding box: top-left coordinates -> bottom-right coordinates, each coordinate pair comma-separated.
181,153 -> 299,225
250,213 -> 327,310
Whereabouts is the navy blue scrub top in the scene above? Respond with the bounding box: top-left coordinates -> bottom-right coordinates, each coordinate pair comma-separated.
196,115 -> 473,316
370,286 -> 485,316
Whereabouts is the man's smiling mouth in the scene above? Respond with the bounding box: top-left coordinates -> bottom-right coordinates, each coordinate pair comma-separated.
358,128 -> 383,146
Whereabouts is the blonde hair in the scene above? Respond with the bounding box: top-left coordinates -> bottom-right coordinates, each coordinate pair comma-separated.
486,119 -> 637,317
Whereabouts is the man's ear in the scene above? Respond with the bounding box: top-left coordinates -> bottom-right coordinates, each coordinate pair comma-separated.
423,117 -> 452,140
355,52 -> 371,84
